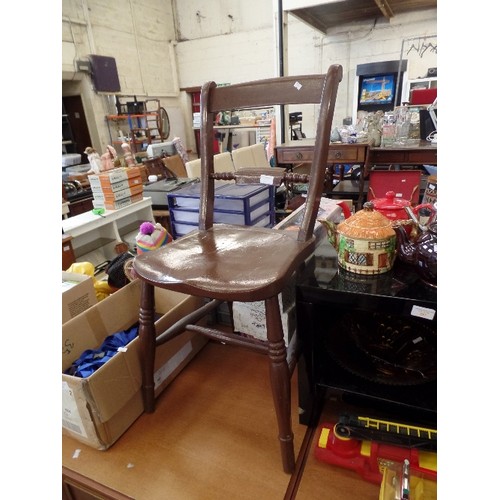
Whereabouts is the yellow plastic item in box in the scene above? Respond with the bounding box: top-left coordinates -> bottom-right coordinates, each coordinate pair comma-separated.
66,261 -> 115,301
379,463 -> 437,500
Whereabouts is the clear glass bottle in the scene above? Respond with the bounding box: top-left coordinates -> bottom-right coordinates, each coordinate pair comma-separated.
394,105 -> 410,146
381,112 -> 396,147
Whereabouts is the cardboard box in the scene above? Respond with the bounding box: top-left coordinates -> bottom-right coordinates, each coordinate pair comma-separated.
231,198 -> 344,342
62,279 -> 207,450
233,300 -> 297,346
92,184 -> 144,203
162,154 -> 188,178
89,175 -> 143,194
88,166 -> 142,188
92,193 -> 144,210
62,272 -> 98,324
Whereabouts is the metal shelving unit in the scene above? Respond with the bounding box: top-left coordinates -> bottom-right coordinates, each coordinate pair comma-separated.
105,99 -> 170,154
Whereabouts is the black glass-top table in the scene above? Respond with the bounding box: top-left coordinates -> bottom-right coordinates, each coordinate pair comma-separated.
296,238 -> 437,427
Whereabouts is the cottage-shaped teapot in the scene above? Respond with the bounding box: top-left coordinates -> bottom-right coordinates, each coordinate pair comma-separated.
318,202 -> 396,275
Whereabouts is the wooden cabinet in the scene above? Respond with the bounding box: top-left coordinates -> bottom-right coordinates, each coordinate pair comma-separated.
276,141 -> 366,165
68,196 -> 94,217
367,143 -> 437,166
62,235 -> 76,271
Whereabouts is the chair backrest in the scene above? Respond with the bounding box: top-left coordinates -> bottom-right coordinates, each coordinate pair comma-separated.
185,158 -> 201,178
232,143 -> 270,170
185,152 -> 235,178
199,65 -> 343,241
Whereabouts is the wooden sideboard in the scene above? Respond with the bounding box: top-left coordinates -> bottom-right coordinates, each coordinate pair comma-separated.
365,142 -> 437,169
361,141 -> 437,208
275,139 -> 366,166
275,140 -> 367,193
275,140 -> 437,209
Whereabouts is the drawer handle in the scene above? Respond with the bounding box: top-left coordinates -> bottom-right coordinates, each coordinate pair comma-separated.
334,151 -> 342,159
295,152 -> 303,160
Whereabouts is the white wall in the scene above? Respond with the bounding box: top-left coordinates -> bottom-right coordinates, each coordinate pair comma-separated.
174,2 -> 437,138
62,0 -> 184,154
62,0 -> 437,153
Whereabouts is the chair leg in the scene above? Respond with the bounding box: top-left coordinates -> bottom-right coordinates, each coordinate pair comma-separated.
138,281 -> 156,413
265,295 -> 295,474
226,301 -> 235,332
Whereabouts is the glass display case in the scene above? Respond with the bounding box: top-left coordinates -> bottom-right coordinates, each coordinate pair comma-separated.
296,238 -> 437,428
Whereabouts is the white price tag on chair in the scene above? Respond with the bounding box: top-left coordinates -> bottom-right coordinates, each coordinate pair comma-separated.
260,174 -> 275,185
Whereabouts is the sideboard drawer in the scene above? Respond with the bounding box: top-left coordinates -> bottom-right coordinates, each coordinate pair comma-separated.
407,150 -> 437,164
370,148 -> 437,165
278,144 -> 366,164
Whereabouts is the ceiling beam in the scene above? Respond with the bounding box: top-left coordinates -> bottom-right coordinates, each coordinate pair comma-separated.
373,0 -> 394,19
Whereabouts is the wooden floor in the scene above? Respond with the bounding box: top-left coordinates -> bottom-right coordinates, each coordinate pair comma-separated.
62,340 -> 380,499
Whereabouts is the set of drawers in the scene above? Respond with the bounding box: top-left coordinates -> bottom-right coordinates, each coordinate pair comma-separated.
276,142 -> 367,165
167,182 -> 275,239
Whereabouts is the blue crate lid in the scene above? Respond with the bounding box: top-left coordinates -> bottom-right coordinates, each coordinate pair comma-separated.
169,182 -> 270,199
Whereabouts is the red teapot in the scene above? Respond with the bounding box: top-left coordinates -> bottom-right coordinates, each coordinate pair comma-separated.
370,191 -> 435,233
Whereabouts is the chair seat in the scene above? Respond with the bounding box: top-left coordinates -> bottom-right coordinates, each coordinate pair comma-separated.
133,224 -> 315,302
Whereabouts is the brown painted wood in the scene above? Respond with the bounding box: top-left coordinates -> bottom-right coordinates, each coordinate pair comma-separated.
62,235 -> 76,271
62,467 -> 134,500
275,141 -> 367,166
133,66 -> 343,473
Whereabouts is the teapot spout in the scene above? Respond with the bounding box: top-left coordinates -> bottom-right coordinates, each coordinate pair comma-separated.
336,200 -> 352,220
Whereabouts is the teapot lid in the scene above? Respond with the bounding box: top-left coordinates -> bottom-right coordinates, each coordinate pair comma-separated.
337,201 -> 395,239
371,191 -> 411,210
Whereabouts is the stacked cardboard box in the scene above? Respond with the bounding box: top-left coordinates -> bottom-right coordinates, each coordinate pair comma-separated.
89,167 -> 144,210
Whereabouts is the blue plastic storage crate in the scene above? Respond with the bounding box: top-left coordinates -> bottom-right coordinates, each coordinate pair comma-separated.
167,182 -> 275,239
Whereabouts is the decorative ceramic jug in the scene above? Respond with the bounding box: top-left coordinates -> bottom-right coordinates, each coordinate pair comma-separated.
394,206 -> 437,287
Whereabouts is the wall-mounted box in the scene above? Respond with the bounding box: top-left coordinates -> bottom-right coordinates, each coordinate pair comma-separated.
89,55 -> 121,93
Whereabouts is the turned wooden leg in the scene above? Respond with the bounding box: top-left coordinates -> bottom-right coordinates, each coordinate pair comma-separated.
265,295 -> 295,474
138,281 -> 156,413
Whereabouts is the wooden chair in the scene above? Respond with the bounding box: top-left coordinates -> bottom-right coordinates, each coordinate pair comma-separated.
132,65 -> 343,474
185,151 -> 235,178
231,143 -> 270,169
